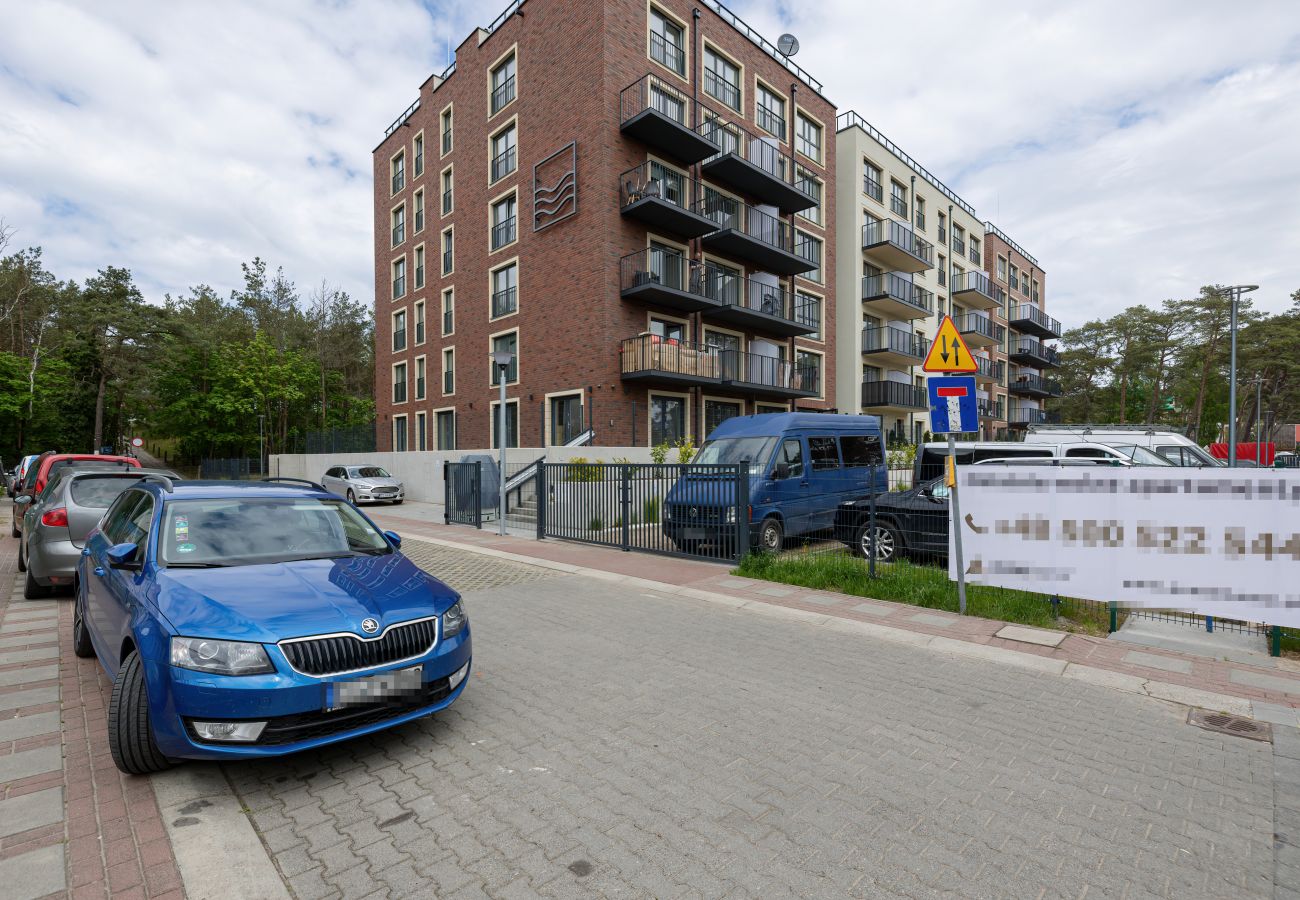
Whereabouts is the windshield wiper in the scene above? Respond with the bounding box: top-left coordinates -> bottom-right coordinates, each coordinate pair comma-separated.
165,561 -> 231,568
348,546 -> 392,556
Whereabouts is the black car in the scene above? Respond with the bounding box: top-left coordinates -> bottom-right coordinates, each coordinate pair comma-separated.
836,477 -> 949,563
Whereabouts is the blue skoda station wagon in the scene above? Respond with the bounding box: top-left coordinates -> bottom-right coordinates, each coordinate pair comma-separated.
74,477 -> 471,774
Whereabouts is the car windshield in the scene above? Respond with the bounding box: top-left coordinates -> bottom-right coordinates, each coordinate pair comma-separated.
349,467 -> 390,478
71,476 -> 152,508
1112,445 -> 1175,466
693,437 -> 778,472
158,497 -> 391,567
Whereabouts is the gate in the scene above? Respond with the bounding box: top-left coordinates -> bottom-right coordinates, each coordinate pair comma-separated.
538,462 -> 747,562
443,460 -> 483,528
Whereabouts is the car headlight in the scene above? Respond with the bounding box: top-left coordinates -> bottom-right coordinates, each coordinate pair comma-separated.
170,637 -> 274,675
442,601 -> 466,638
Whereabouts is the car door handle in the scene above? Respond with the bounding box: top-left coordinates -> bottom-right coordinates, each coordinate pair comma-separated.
93,566 -> 106,577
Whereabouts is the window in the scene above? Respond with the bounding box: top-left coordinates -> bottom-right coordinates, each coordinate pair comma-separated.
703,47 -> 740,111
392,363 -> 407,403
796,168 -> 821,225
937,254 -> 946,287
1009,263 -> 1019,291
937,211 -> 947,244
952,224 -> 966,255
390,150 -> 405,195
441,168 -> 453,215
1022,275 -> 1031,296
647,160 -> 685,207
415,357 -> 426,400
550,394 -> 584,445
490,52 -> 516,116
391,257 -> 406,299
704,399 -> 742,436
414,245 -> 425,289
795,112 -> 821,162
416,411 -> 427,451
650,394 -> 686,445
796,350 -> 821,395
442,348 -> 454,394
808,436 -> 839,470
392,310 -> 407,352
490,124 -> 517,183
1032,279 -> 1040,302
795,291 -> 821,340
840,435 -> 883,468
889,181 -> 907,217
436,410 -> 455,450
441,228 -> 453,275
796,231 -> 822,283
391,204 -> 406,246
491,401 -> 519,449
491,194 -> 517,251
491,262 -> 518,319
756,83 -> 785,137
915,196 -> 926,231
393,415 -> 408,452
490,331 -> 518,385
440,106 -> 452,155
441,288 -> 454,336
413,132 -> 424,177
773,439 -> 803,479
863,160 -> 882,202
969,235 -> 981,264
997,256 -> 1008,281
649,7 -> 685,76
649,317 -> 685,342
414,301 -> 426,344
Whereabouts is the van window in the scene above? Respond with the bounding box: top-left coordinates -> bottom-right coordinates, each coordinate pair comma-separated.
808,437 -> 840,470
839,435 -> 883,468
774,439 -> 803,479
694,437 -> 777,468
1156,446 -> 1186,465
1065,447 -> 1114,459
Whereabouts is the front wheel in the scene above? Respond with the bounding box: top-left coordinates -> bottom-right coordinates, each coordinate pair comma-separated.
855,522 -> 901,562
758,517 -> 784,553
72,584 -> 94,658
392,498 -> 403,505
107,652 -> 172,775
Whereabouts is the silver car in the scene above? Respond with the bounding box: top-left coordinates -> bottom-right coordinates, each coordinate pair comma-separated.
322,465 -> 405,505
19,468 -> 179,598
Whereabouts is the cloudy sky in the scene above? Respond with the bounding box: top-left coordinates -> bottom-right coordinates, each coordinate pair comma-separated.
2,0 -> 1298,329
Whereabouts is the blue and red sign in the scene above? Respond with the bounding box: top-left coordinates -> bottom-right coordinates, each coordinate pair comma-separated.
927,376 -> 979,434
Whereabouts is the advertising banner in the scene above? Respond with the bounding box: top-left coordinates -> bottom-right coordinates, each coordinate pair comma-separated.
953,468 -> 1300,627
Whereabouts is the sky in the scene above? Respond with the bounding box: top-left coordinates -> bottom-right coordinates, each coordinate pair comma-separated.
2,0 -> 1299,330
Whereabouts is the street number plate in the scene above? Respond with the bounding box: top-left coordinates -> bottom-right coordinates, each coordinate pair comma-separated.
326,666 -> 423,711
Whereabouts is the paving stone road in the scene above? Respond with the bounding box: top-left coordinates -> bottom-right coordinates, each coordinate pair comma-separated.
397,541 -> 559,593
220,538 -> 1276,899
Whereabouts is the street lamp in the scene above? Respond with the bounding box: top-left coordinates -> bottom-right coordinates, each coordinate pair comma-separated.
1224,284 -> 1258,467
491,349 -> 516,535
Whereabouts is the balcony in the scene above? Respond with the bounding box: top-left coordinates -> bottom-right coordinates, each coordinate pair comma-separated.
717,348 -> 818,399
619,74 -> 721,164
1008,406 -> 1061,427
950,271 -> 1006,312
700,197 -> 816,276
977,399 -> 1003,420
619,249 -> 721,314
708,273 -> 818,337
862,326 -> 925,368
700,118 -> 816,213
862,219 -> 933,274
1008,337 -> 1061,368
1008,303 -> 1061,340
861,273 -> 934,320
974,355 -> 1004,386
618,336 -> 817,399
1008,372 -> 1063,398
619,163 -> 717,238
861,380 -> 927,411
954,313 -> 1004,349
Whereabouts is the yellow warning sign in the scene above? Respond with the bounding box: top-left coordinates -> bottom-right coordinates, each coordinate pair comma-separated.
922,315 -> 978,373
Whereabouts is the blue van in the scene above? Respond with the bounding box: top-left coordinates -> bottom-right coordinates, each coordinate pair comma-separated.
663,413 -> 886,553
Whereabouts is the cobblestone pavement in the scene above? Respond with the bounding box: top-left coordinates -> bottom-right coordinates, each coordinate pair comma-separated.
398,540 -> 560,593
223,538 -> 1275,900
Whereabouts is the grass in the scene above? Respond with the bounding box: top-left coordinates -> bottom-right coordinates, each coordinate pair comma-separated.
735,549 -> 1109,635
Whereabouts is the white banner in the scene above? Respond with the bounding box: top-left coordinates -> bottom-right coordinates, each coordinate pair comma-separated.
952,468 -> 1300,627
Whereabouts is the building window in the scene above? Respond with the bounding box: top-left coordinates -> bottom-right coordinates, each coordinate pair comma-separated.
391,258 -> 406,299
490,123 -> 517,183
997,256 -> 1007,281
952,224 -> 966,255
392,363 -> 407,404
490,331 -> 518,385
414,245 -> 425,289
491,401 -> 519,449
440,106 -> 452,155
889,181 -> 907,217
1009,263 -> 1019,292
392,310 -> 407,352
795,112 -> 821,162
413,132 -> 424,177
1032,279 -> 1040,302
704,399 -> 742,436
937,254 -> 947,287
413,189 -> 424,233
1022,275 -> 1031,296
491,262 -> 518,319
491,194 -> 517,251
795,291 -> 821,340
414,301 -> 425,345
649,7 -> 685,76
390,150 -> 405,195
703,47 -> 740,111
391,204 -> 405,247
442,348 -> 454,395
416,411 -> 427,451
650,394 -> 686,445
796,350 -> 821,395
393,415 -> 408,451
441,228 -> 453,275
863,160 -> 882,202
441,167 -> 453,215
756,84 -> 785,137
490,52 -> 516,116
436,410 -> 455,450
969,235 -> 981,265
796,168 -> 821,226
441,288 -> 454,336
415,356 -> 426,400
796,231 -> 822,283
937,212 -> 947,244
915,196 -> 926,231
550,394 -> 584,445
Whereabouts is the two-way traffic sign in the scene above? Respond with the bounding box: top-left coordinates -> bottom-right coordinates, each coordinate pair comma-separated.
922,315 -> 978,373
927,375 -> 979,434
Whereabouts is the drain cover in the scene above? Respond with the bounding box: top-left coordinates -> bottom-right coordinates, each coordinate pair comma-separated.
1187,708 -> 1273,742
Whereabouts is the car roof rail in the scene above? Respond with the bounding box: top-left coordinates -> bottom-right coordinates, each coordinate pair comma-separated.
138,473 -> 175,492
260,476 -> 326,491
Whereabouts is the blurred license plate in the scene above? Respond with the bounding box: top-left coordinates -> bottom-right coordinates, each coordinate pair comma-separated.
327,666 -> 422,710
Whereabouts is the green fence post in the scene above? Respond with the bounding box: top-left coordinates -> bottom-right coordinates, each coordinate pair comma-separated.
1108,602 -> 1118,634
1272,626 -> 1282,658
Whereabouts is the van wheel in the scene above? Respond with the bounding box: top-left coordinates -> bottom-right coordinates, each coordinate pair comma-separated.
856,522 -> 900,562
107,652 -> 172,776
758,517 -> 784,553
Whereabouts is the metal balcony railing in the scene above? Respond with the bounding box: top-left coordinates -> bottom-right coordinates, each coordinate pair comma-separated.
620,162 -> 708,214
975,355 -> 1005,383
620,335 -> 817,394
443,371 -> 453,394
969,245 -> 980,264
1009,407 -> 1060,425
490,74 -> 516,115
392,329 -> 407,352
702,117 -> 802,188
441,127 -> 451,155
1008,372 -> 1063,396
861,273 -> 934,315
649,31 -> 685,75
619,73 -> 721,145
864,176 -> 883,202
703,69 -> 741,110
491,287 -> 517,319
720,348 -> 818,393
862,380 -> 926,409
704,195 -> 799,256
977,399 -> 1004,419
1011,337 -> 1061,366
490,145 -> 516,183
952,270 -> 1007,306
954,313 -> 1006,343
889,195 -> 907,217
1008,304 -> 1061,337
391,169 -> 404,195
862,326 -> 925,359
442,188 -> 452,214
862,219 -> 935,265
756,103 -> 785,137
491,217 -> 516,250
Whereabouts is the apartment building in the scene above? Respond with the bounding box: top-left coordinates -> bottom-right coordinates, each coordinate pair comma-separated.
984,224 -> 1061,432
834,113 -> 1009,443
372,0 -> 836,452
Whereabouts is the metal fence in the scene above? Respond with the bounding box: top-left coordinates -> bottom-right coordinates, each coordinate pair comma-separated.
304,424 -> 377,455
444,461 -> 483,528
199,458 -> 265,479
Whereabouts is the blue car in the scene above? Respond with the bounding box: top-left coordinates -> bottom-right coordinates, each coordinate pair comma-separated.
73,477 -> 471,774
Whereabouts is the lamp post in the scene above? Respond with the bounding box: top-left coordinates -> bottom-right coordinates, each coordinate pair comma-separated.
1224,284 -> 1258,467
258,414 -> 265,477
1255,375 -> 1264,465
491,349 -> 516,535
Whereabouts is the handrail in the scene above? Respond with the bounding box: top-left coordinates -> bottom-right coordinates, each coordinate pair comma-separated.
836,111 -> 978,218
383,98 -> 420,139
982,222 -> 1040,267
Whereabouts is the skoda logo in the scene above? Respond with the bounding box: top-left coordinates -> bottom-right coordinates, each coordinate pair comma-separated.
688,507 -> 699,518
361,618 -> 380,635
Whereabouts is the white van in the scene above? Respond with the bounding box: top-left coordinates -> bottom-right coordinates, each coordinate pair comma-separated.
1025,424 -> 1222,467
913,440 -> 1134,483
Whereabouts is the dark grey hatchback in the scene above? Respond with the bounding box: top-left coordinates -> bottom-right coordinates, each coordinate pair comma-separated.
835,477 -> 950,564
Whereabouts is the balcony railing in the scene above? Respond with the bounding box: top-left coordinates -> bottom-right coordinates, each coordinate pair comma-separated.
756,104 -> 785,137
977,399 -> 1004,419
619,73 -> 722,164
620,162 -> 716,238
1008,303 -> 1061,339
862,218 -> 934,272
649,31 -> 685,76
703,69 -> 741,111
916,211 -> 926,231
719,348 -> 818,395
441,128 -> 451,155
952,236 -> 966,255
491,217 -> 516,251
619,335 -> 817,396
862,325 -> 925,360
862,380 -> 927,409
490,74 -> 516,115
954,313 -> 1005,344
951,270 -> 1007,310
442,310 -> 453,334
443,371 -> 454,394
863,176 -> 883,202
415,321 -> 424,344
889,195 -> 907,217
442,188 -> 452,214
491,287 -> 517,319
702,195 -> 815,275
1010,338 -> 1061,367
414,207 -> 424,232
415,376 -> 425,400
1008,372 -> 1063,397
861,273 -> 934,318
391,170 -> 404,195
1009,406 -> 1060,426
975,355 -> 1005,383
969,245 -> 980,265
490,145 -> 516,183
700,115 -> 816,213
392,329 -> 407,352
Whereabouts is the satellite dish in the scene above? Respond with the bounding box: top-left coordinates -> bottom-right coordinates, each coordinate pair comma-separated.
777,33 -> 800,57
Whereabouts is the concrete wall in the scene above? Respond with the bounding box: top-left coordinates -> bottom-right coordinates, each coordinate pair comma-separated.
270,446 -> 659,503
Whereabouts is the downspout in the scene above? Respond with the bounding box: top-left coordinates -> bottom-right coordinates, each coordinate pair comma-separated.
692,7 -> 703,442
946,203 -> 953,319
789,81 -> 799,409
909,174 -> 917,441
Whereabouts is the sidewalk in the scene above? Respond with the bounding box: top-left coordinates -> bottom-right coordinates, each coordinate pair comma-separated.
370,502 -> 1300,722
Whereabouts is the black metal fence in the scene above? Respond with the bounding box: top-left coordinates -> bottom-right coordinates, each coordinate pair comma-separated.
199,458 -> 265,480
304,424 -> 376,455
444,461 -> 483,528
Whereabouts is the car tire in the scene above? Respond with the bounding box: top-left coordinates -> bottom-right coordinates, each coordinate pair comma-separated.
392,499 -> 403,505
10,521 -> 18,539
856,521 -> 901,563
758,517 -> 784,553
107,651 -> 171,776
72,583 -> 94,658
24,568 -> 48,600
346,489 -> 356,504
16,540 -> 25,572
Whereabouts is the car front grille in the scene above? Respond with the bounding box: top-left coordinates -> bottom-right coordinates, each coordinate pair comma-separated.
280,618 -> 438,676
667,506 -> 725,525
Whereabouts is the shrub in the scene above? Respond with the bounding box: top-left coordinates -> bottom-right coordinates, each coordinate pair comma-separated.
650,441 -> 671,465
642,496 -> 661,521
675,435 -> 697,464
886,443 -> 916,471
565,457 -> 602,482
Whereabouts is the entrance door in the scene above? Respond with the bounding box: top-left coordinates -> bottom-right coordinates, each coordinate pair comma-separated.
551,394 -> 584,446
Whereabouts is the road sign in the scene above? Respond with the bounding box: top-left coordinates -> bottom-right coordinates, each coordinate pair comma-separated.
927,375 -> 979,434
131,436 -> 143,448
922,315 -> 978,373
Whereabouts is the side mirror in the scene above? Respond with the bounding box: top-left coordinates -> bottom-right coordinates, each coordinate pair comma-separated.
383,531 -> 402,549
107,542 -> 140,569
13,494 -> 32,506
772,463 -> 790,481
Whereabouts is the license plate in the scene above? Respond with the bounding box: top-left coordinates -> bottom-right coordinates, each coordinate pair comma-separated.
326,666 -> 423,711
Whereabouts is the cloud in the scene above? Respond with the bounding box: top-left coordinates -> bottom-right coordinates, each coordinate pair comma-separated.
1,0 -> 1298,332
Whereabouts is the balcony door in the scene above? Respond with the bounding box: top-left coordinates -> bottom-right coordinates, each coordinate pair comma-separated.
648,161 -> 684,206
648,241 -> 682,290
